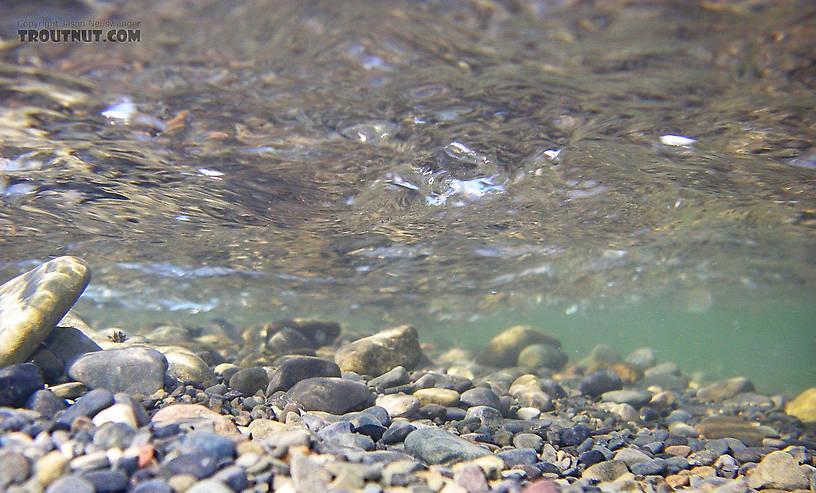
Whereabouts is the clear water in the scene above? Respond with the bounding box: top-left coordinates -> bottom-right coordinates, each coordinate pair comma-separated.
1,1 -> 814,394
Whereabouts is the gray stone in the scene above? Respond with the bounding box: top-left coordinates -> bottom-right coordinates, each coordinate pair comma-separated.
477,325 -> 561,367
464,405 -> 504,431
131,479 -> 173,493
613,447 -> 652,467
80,469 -> 129,492
624,347 -> 655,369
368,365 -> 410,390
335,325 -> 423,376
264,319 -> 340,347
0,256 -> 90,367
285,377 -> 372,414
630,459 -> 667,476
41,326 -> 102,369
186,479 -> 235,493
56,388 -> 114,428
0,450 -> 29,489
601,389 -> 653,408
26,389 -> 67,415
68,346 -> 167,394
178,431 -> 236,462
291,453 -> 331,491
164,453 -> 217,478
512,433 -> 544,452
404,427 -> 490,465
266,356 -> 341,394
45,475 -> 95,493
229,366 -> 268,396
696,377 -> 754,402
497,448 -> 538,466
161,346 -> 216,387
746,450 -> 809,490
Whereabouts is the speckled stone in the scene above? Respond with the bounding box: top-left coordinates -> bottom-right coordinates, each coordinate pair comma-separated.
746,450 -> 809,490
582,460 -> 629,482
0,256 -> 90,367
68,346 -> 168,395
404,427 -> 491,465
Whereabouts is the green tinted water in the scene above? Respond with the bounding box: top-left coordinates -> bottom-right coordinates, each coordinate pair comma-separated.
1,0 -> 814,396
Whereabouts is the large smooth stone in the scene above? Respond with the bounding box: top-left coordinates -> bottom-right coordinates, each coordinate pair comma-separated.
747,450 -> 809,490
284,377 -> 372,414
786,387 -> 816,428
335,325 -> 423,376
161,346 -> 216,387
476,325 -> 561,367
0,363 -> 44,407
0,257 -> 90,367
264,319 -> 341,347
68,346 -> 168,395
404,427 -> 490,465
695,415 -> 777,446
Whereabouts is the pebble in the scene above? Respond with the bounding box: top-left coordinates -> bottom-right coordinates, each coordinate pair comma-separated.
695,415 -> 776,446
0,363 -> 44,407
0,256 -> 90,367
56,388 -> 114,428
45,475 -> 95,493
68,346 -> 168,395
601,389 -> 652,408
404,427 -> 491,465
414,388 -> 460,407
460,387 -> 502,410
335,325 -> 423,376
229,366 -> 269,396
376,393 -> 420,418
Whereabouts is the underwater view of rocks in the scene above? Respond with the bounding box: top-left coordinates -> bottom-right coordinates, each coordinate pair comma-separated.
0,1 -> 815,491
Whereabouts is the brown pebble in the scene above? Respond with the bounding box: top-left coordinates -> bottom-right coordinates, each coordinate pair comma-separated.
690,465 -> 717,478
664,445 -> 691,457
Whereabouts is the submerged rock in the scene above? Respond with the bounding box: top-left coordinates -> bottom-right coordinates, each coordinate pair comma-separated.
404,427 -> 490,465
476,325 -> 561,367
0,256 -> 90,367
786,387 -> 816,428
68,346 -> 168,395
284,377 -> 371,414
335,325 -> 423,376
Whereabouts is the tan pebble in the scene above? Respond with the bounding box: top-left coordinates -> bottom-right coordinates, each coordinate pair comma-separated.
34,450 -> 69,486
414,388 -> 460,407
691,465 -> 717,478
665,473 -> 690,488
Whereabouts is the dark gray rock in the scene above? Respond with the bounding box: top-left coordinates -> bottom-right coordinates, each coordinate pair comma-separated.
464,405 -> 504,431
560,424 -> 592,447
26,389 -> 67,415
460,387 -> 502,410
0,363 -> 44,407
211,465 -> 249,492
497,448 -> 538,466
512,432 -> 544,452
381,421 -> 416,444
42,325 -> 102,369
335,325 -> 423,376
579,370 -> 622,397
266,328 -> 314,356
56,388 -> 114,428
404,427 -> 490,465
80,469 -> 129,492
580,449 -> 606,466
68,346 -> 167,395
164,453 -> 217,478
266,356 -> 340,394
229,366 -> 268,396
368,365 -> 410,390
631,458 -> 667,476
285,377 -> 372,414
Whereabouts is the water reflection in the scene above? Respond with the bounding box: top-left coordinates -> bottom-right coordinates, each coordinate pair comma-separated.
0,0 -> 813,331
